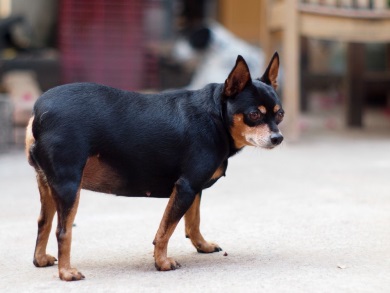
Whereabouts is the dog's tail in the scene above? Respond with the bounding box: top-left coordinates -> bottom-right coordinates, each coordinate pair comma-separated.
25,116 -> 38,167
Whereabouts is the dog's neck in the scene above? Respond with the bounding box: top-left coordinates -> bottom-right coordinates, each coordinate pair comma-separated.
208,83 -> 243,157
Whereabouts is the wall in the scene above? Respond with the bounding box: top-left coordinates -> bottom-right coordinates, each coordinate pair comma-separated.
218,0 -> 261,45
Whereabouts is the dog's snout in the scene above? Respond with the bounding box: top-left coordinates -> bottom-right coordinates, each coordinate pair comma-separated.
270,133 -> 283,146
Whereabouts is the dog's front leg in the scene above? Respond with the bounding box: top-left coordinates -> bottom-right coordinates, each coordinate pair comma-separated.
153,178 -> 196,271
185,193 -> 222,253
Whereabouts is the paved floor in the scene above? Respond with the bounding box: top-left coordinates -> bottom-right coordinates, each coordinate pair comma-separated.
0,129 -> 389,292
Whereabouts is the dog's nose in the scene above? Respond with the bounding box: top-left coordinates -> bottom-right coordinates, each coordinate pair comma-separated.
270,133 -> 283,146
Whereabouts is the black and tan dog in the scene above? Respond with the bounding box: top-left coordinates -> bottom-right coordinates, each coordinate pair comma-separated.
26,53 -> 284,281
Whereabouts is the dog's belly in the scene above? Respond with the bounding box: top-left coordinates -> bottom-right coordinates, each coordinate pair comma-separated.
81,155 -> 226,197
81,156 -> 174,198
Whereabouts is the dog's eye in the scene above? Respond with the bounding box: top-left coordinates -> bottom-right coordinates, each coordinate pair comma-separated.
248,111 -> 262,122
276,112 -> 284,123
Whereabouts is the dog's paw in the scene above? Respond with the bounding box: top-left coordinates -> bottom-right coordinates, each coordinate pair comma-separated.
196,242 -> 222,254
33,254 -> 57,267
59,268 -> 85,281
155,257 -> 181,271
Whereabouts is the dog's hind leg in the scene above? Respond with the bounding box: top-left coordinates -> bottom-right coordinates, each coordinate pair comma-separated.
27,118 -> 58,268
35,141 -> 85,280
33,171 -> 57,267
184,193 -> 222,253
52,179 -> 84,281
33,166 -> 84,281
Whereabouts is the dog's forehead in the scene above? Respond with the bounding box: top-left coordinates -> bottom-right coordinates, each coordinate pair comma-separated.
252,80 -> 281,109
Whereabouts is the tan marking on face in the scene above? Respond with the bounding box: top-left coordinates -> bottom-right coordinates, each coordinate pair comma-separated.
258,106 -> 266,114
231,114 -> 252,148
274,105 -> 280,113
25,116 -> 35,165
82,156 -> 124,194
231,114 -> 272,148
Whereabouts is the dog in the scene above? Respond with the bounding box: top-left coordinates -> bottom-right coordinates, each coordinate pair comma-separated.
173,21 -> 265,90
25,53 -> 284,281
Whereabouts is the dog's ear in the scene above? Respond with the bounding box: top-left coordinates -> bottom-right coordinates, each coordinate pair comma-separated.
223,55 -> 252,97
259,52 -> 279,90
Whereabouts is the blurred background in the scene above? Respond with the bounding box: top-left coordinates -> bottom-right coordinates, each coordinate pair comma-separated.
0,0 -> 389,150
1,2 -> 390,290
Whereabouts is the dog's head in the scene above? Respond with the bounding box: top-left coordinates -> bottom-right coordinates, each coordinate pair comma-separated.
223,53 -> 284,150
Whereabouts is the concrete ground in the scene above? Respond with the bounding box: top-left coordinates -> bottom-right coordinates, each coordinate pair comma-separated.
0,129 -> 390,292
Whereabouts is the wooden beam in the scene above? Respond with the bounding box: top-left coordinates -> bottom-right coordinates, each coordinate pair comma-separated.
282,0 -> 300,141
346,43 -> 365,127
269,0 -> 287,31
300,12 -> 390,42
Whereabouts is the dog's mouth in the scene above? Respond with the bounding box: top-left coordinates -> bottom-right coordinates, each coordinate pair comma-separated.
248,138 -> 275,149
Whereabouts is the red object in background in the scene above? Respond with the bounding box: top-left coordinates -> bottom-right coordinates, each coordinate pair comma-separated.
59,0 -> 154,91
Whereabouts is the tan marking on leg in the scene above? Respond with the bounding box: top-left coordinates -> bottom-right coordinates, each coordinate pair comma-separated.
185,194 -> 221,253
274,104 -> 280,113
153,187 -> 182,271
56,188 -> 85,281
25,117 -> 35,165
258,106 -> 266,114
33,171 -> 57,267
